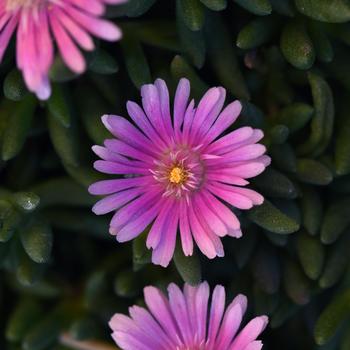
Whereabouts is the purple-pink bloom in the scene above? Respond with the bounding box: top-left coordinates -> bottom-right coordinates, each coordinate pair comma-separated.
89,78 -> 270,267
109,281 -> 269,350
0,0 -> 125,99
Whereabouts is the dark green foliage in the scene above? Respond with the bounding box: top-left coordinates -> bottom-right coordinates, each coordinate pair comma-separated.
1,1 -> 350,349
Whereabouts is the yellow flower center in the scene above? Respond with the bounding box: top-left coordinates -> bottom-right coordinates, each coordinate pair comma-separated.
169,166 -> 187,184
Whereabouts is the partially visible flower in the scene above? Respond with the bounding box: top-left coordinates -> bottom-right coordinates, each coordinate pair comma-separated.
0,0 -> 125,99
110,281 -> 269,350
89,78 -> 270,267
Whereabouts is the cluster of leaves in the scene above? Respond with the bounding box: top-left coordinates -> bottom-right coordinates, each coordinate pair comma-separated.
1,0 -> 350,349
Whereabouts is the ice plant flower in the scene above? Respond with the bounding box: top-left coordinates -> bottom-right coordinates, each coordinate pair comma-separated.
109,281 -> 269,350
89,78 -> 270,267
0,0 -> 125,99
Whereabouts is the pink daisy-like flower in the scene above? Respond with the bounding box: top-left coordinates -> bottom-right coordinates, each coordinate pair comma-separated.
109,281 -> 269,350
0,0 -> 125,99
89,78 -> 270,267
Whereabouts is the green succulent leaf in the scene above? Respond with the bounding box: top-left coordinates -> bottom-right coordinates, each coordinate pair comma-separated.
248,200 -> 300,234
296,159 -> 333,185
280,20 -> 315,70
319,234 -> 350,288
47,84 -> 71,128
1,95 -> 36,161
5,299 -> 43,342
298,72 -> 334,157
321,198 -> 350,244
205,13 -> 250,99
121,36 -> 152,89
200,0 -> 227,11
237,17 -> 277,50
296,231 -> 325,280
295,0 -> 350,23
253,168 -> 298,199
3,69 -> 28,102
88,49 -> 119,75
335,99 -> 350,176
174,243 -> 202,285
301,187 -> 323,235
177,0 -> 206,68
277,103 -> 314,133
284,259 -> 311,305
178,0 -> 205,31
314,289 -> 350,345
21,220 -> 53,264
234,0 -> 272,16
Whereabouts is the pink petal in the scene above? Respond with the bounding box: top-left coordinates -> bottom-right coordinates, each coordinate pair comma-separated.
49,11 -> 86,73
207,183 -> 253,210
215,294 -> 247,348
206,285 -> 226,350
104,138 -> 155,164
179,200 -> 194,256
146,199 -> 174,249
167,283 -> 193,346
174,78 -> 191,132
92,187 -> 143,215
229,316 -> 269,350
151,206 -> 179,267
201,189 -> 241,231
155,79 -> 173,136
126,101 -> 168,148
93,160 -> 149,175
116,200 -> 163,242
54,6 -> 95,51
88,177 -> 152,195
144,286 -> 181,346
194,193 -> 228,237
62,2 -> 122,41
196,87 -> 226,140
189,87 -> 221,142
0,13 -> 18,62
110,189 -> 162,229
129,306 -> 173,349
204,100 -> 242,143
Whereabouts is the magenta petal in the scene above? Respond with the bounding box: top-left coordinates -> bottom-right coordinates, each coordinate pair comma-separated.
49,12 -> 86,73
174,78 -> 191,131
144,286 -> 181,346
207,285 -> 226,350
146,199 -> 173,249
230,316 -> 269,350
167,283 -> 193,346
89,177 -> 152,195
204,100 -> 242,144
240,341 -> 264,350
151,206 -> 179,267
155,79 -> 173,136
215,304 -> 243,349
179,200 -> 194,256
91,78 -> 270,268
110,189 -> 162,229
194,194 -> 228,237
197,87 -> 226,140
92,187 -> 143,215
201,190 -> 241,231
110,282 -> 268,350
188,205 -> 216,259
207,183 -> 253,210
128,306 -> 173,349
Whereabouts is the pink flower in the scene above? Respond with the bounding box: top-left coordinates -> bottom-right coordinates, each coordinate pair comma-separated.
109,281 -> 269,350
0,0 -> 125,99
89,78 -> 270,267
